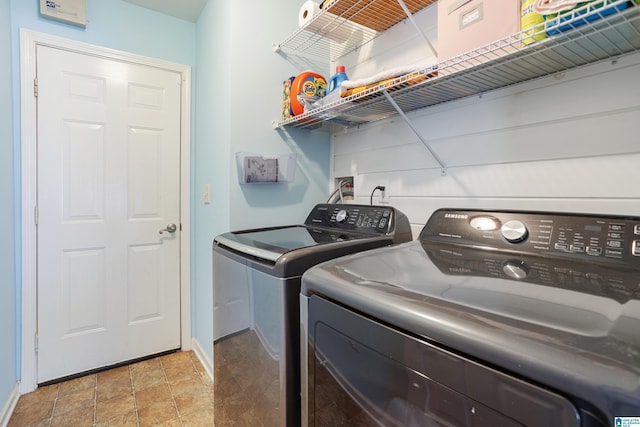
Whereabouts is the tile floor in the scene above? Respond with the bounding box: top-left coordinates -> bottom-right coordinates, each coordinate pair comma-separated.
8,351 -> 213,427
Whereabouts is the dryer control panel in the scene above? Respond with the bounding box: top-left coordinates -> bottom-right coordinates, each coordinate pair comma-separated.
421,209 -> 640,263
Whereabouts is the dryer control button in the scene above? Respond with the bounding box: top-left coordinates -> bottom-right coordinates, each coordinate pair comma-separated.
469,216 -> 499,231
501,220 -> 528,243
502,260 -> 529,280
335,209 -> 349,223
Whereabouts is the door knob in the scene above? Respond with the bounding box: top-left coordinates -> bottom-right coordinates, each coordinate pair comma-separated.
159,223 -> 177,234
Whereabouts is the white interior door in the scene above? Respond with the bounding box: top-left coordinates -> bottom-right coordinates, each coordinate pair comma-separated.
36,45 -> 182,383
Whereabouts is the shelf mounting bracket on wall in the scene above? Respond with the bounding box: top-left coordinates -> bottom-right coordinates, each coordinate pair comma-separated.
381,88 -> 446,176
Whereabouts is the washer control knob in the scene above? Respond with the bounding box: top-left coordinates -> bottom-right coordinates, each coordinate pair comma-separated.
335,209 -> 349,223
502,260 -> 529,280
501,220 -> 528,243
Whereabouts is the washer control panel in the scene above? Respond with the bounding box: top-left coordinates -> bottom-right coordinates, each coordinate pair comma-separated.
421,209 -> 640,262
305,204 -> 398,235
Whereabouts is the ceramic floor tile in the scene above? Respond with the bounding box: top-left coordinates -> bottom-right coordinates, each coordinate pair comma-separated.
50,405 -> 94,427
131,368 -> 166,392
164,362 -> 200,385
93,411 -> 138,427
96,366 -> 130,386
137,400 -> 179,427
174,391 -> 213,417
160,351 -> 194,368
7,399 -> 55,427
134,382 -> 173,410
9,419 -> 51,427
169,377 -> 209,399
58,374 -> 96,396
95,377 -> 132,403
95,394 -> 136,423
9,351 -> 214,427
129,357 -> 163,373
13,383 -> 59,410
52,386 -> 95,417
180,407 -> 214,427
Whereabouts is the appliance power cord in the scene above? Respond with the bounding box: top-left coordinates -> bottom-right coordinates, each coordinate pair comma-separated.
370,186 -> 385,205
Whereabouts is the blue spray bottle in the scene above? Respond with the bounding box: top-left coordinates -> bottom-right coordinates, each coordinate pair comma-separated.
327,65 -> 348,94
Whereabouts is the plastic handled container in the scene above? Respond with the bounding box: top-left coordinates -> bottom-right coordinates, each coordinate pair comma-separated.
290,71 -> 327,116
327,66 -> 348,94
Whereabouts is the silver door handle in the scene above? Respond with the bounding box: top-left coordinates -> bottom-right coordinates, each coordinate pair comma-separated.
159,223 -> 177,234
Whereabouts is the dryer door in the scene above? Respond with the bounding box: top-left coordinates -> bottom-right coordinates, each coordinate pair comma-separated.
305,296 -> 581,427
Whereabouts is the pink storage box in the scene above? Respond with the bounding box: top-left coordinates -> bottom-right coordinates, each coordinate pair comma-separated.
437,0 -> 521,61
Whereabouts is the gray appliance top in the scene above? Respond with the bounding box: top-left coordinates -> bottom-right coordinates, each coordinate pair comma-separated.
213,203 -> 412,277
301,208 -> 640,421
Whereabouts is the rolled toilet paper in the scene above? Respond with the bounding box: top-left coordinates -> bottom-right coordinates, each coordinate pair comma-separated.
297,0 -> 354,43
298,0 -> 321,27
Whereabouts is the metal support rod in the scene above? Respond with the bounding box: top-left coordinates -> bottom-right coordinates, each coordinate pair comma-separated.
396,0 -> 438,58
381,88 -> 446,175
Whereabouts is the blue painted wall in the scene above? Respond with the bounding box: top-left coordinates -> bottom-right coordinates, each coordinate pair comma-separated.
226,2 -> 331,233
5,0 -> 330,394
8,0 -> 196,393
192,0 -> 330,364
1,0 -> 17,410
192,0 -> 232,366
10,1 -> 196,64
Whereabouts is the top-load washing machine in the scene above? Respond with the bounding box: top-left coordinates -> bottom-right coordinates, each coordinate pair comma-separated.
212,203 -> 412,426
301,208 -> 640,426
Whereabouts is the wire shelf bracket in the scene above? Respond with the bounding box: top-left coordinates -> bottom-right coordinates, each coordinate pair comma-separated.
381,88 -> 446,176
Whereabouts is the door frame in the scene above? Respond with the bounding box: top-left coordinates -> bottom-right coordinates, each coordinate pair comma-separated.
19,29 -> 192,393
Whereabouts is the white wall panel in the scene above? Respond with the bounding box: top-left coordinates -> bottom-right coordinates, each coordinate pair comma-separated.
338,5 -> 438,80
335,140 -> 435,174
333,49 -> 640,233
360,154 -> 640,198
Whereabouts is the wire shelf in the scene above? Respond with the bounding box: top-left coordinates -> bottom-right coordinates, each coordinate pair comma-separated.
276,0 -> 640,131
275,0 -> 436,63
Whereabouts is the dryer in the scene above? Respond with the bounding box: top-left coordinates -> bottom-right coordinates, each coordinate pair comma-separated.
301,209 -> 640,426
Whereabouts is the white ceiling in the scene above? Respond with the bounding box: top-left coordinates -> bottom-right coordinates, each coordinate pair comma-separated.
122,0 -> 208,22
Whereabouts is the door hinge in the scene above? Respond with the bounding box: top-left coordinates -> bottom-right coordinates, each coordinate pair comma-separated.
34,78 -> 38,97
34,205 -> 38,225
35,333 -> 38,353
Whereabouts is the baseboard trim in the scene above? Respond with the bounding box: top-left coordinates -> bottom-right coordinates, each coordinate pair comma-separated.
0,382 -> 20,427
190,338 -> 213,382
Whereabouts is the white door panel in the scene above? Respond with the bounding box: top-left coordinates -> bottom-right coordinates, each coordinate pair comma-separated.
37,45 -> 181,383
62,248 -> 106,335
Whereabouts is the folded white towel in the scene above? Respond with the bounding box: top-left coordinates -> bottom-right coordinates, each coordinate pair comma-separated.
533,0 -> 580,14
339,63 -> 435,90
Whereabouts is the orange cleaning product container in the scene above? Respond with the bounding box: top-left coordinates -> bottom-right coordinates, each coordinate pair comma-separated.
290,71 -> 326,116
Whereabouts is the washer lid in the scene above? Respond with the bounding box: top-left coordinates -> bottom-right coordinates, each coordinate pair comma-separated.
215,225 -> 370,262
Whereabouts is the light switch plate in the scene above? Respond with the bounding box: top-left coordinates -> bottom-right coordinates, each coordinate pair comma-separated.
40,0 -> 87,28
203,184 -> 211,204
